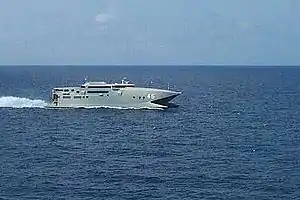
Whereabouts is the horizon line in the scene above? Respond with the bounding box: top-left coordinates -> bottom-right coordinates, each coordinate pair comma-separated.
0,64 -> 300,68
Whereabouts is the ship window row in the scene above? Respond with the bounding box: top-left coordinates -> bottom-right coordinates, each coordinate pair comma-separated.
64,89 -> 75,92
133,96 -> 146,100
81,86 -> 110,89
55,89 -> 79,93
87,91 -> 109,94
81,86 -> 133,89
112,85 -> 134,88
63,96 -> 89,99
61,94 -> 110,99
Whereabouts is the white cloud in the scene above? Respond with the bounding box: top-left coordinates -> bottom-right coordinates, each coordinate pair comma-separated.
238,22 -> 251,31
95,13 -> 113,24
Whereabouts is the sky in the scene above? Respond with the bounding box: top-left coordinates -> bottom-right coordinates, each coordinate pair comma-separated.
0,0 -> 299,65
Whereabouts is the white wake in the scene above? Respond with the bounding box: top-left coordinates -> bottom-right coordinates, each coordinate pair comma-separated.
0,96 -> 163,110
0,96 -> 47,108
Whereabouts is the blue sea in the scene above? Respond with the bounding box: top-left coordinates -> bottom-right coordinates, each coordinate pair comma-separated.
0,66 -> 299,199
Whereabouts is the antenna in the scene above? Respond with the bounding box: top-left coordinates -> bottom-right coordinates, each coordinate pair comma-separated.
167,78 -> 172,90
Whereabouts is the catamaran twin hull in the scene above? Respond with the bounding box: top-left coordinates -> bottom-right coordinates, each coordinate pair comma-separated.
47,80 -> 181,109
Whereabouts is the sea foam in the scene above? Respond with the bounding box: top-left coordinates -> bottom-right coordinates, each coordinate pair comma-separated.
0,96 -> 47,108
0,96 -> 162,110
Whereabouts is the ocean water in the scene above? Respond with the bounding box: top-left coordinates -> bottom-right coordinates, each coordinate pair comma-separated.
0,66 -> 300,199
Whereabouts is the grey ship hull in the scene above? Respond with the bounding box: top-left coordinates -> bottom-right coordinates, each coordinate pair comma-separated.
47,86 -> 181,109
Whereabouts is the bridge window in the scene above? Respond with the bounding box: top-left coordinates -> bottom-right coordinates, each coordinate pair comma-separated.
87,86 -> 111,89
87,91 -> 109,94
112,87 -> 120,91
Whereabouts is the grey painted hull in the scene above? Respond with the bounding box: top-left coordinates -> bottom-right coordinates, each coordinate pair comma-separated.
47,87 -> 181,109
